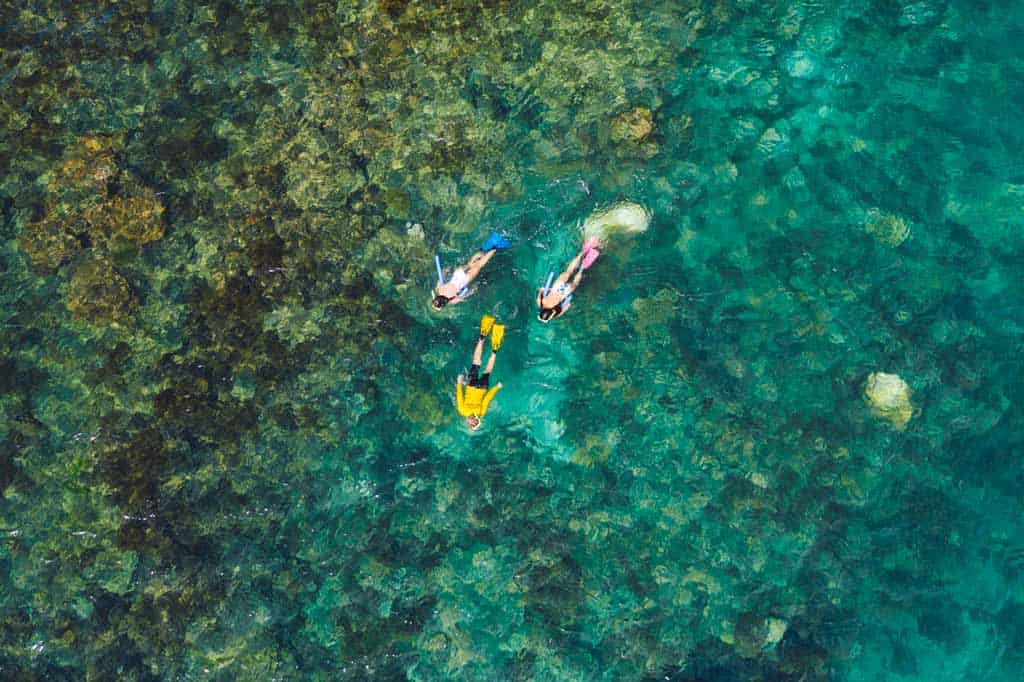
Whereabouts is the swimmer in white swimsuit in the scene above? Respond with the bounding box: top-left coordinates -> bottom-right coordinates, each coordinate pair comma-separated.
432,249 -> 498,309
537,237 -> 600,322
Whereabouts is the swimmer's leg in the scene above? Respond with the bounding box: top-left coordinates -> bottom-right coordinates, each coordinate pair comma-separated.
464,249 -> 497,279
473,335 -> 485,365
555,249 -> 585,285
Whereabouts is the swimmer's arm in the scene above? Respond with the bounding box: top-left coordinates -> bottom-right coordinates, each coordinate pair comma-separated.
455,379 -> 466,413
479,382 -> 503,415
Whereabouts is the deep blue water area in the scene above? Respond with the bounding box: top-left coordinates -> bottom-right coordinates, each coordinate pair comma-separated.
2,1 -> 1023,679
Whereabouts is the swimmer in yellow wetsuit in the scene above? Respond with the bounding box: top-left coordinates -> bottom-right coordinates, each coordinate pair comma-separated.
456,315 -> 505,430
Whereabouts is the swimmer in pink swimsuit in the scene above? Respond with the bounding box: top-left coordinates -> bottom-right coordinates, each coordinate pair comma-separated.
537,237 -> 600,322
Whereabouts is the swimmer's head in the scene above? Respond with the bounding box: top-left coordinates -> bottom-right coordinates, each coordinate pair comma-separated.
432,294 -> 450,310
538,307 -> 557,322
465,414 -> 481,430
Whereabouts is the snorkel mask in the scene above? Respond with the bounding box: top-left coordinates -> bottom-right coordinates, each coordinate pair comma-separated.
537,270 -> 557,322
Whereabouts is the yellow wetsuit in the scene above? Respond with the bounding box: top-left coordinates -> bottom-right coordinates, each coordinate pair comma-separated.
456,382 -> 501,417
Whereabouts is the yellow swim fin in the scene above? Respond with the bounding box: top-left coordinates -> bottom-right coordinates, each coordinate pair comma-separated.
480,315 -> 495,337
490,323 -> 505,351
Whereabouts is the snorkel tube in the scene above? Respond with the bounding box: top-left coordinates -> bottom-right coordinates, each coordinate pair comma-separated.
435,254 -> 445,285
537,271 -> 556,323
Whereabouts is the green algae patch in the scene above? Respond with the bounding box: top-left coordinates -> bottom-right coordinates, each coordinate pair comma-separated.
65,254 -> 138,323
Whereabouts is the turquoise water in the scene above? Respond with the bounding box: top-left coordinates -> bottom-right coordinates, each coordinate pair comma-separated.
2,0 -> 1024,679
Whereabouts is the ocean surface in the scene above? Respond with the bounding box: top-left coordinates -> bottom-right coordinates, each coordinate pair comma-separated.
2,1 -> 1023,679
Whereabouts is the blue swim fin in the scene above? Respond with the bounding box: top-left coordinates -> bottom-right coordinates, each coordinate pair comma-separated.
482,232 -> 512,251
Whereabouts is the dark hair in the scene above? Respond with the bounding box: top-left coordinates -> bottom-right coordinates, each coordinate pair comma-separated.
538,306 -> 559,322
432,295 -> 450,309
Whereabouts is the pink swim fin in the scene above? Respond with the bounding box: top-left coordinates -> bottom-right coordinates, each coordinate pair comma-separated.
581,248 -> 600,270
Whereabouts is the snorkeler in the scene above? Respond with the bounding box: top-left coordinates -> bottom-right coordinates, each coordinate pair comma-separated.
455,315 -> 505,430
432,232 -> 512,309
536,237 -> 600,322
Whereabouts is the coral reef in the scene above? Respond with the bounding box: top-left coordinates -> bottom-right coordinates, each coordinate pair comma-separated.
65,253 -> 138,322
609,106 -> 660,158
82,182 -> 165,248
17,214 -> 82,271
1,1 -> 1022,680
864,207 -> 911,246
20,135 -> 163,251
611,107 -> 655,143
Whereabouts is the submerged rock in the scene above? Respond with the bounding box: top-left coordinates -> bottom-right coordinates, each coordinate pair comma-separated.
766,617 -> 788,646
864,372 -> 915,429
581,202 -> 652,241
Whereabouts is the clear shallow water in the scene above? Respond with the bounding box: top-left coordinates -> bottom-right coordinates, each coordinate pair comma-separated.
1,1 -> 1023,679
